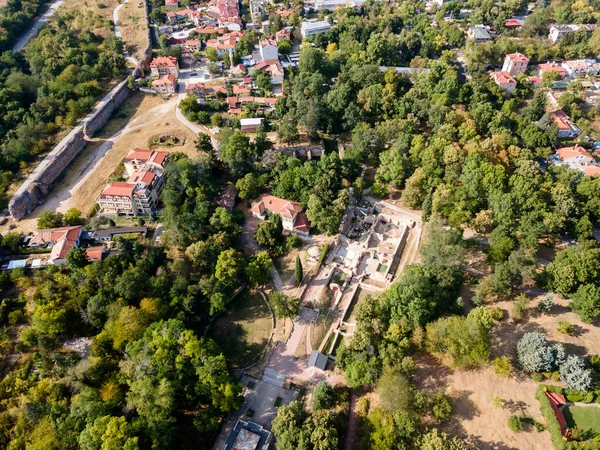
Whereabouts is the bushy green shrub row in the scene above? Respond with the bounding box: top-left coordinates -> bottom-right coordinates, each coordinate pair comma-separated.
536,385 -> 568,450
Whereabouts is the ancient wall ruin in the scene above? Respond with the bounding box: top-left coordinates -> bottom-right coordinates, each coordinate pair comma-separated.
8,80 -> 130,220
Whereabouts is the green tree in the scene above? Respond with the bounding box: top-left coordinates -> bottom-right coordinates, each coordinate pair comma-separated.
417,429 -> 467,450
220,130 -> 253,177
376,367 -> 414,413
235,173 -> 266,200
295,255 -> 303,285
66,247 -> 89,269
79,415 -> 139,450
205,47 -> 220,62
254,215 -> 283,249
269,291 -> 301,319
1,232 -> 22,252
64,208 -> 82,225
195,133 -> 213,153
559,355 -> 593,391
571,283 -> 600,323
312,382 -> 334,411
516,332 -> 564,373
215,249 -> 244,287
37,211 -> 64,229
245,251 -> 272,286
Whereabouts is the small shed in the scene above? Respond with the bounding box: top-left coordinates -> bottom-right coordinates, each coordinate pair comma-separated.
308,350 -> 328,370
240,118 -> 264,133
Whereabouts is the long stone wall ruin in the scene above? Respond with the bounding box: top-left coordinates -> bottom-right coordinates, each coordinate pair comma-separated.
8,80 -> 130,220
134,0 -> 153,76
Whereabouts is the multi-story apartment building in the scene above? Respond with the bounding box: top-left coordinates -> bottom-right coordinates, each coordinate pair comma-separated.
149,56 -> 180,78
502,52 -> 529,77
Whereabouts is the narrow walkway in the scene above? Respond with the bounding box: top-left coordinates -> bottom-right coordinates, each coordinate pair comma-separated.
271,268 -> 284,291
12,0 -> 65,51
113,0 -> 139,67
345,391 -> 358,450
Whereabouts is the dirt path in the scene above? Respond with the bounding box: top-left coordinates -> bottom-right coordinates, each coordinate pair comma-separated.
48,97 -> 178,214
345,391 -> 358,450
12,0 -> 65,51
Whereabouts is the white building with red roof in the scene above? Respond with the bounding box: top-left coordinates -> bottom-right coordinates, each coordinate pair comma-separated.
552,145 -> 599,176
502,52 -> 529,77
123,148 -> 169,176
152,73 -> 177,94
250,194 -> 310,235
98,170 -> 163,217
28,226 -> 83,264
561,59 -> 600,78
206,31 -> 243,56
490,71 -> 517,95
538,62 -> 567,79
253,59 -> 284,85
165,0 -> 179,9
548,109 -> 581,138
149,56 -> 180,78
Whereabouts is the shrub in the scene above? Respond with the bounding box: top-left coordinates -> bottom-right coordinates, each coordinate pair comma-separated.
557,321 -> 574,335
536,386 -> 568,450
538,295 -> 554,313
511,294 -> 530,321
588,355 -> 600,373
531,373 -> 544,382
429,392 -> 452,422
583,392 -> 595,403
286,235 -> 302,251
508,415 -> 522,432
489,307 -> 504,321
560,356 -> 593,391
566,392 -> 585,402
493,356 -> 513,377
517,332 -> 565,373
491,396 -> 505,408
569,426 -> 584,441
312,382 -> 335,411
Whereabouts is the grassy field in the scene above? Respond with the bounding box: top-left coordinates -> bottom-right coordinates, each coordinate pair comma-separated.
564,406 -> 600,436
209,290 -> 273,369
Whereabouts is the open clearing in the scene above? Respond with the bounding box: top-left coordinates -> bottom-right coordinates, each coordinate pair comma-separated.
0,92 -> 200,236
118,0 -> 149,61
209,290 -> 273,369
414,295 -> 600,450
563,405 -> 600,436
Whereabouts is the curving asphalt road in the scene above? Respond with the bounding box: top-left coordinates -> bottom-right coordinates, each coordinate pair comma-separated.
12,0 -> 65,52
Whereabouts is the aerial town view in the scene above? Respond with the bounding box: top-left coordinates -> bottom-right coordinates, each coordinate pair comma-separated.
3,0 -> 600,448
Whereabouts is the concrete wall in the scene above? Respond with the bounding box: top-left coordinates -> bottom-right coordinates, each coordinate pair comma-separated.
9,80 -> 130,220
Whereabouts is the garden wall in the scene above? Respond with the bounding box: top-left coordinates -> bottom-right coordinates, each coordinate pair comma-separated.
8,80 -> 130,220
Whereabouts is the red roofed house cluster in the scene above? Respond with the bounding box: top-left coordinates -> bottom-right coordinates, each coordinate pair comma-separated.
251,194 -> 310,236
206,30 -> 243,57
552,145 -> 600,176
97,149 -> 170,217
150,56 -> 180,94
28,226 -> 83,264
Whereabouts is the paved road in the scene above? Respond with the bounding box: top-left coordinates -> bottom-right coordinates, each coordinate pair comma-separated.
12,0 -> 65,51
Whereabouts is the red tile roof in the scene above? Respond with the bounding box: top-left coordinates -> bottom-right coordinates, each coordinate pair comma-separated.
539,62 -> 567,76
85,246 -> 105,261
128,171 -> 157,185
29,226 -> 82,261
124,149 -> 168,167
100,182 -> 136,198
506,52 -> 529,63
556,145 -> 593,161
150,56 -> 178,68
490,71 -> 517,85
505,19 -> 522,27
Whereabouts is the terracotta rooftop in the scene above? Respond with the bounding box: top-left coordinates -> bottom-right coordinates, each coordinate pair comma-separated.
100,182 -> 136,198
29,226 -> 82,261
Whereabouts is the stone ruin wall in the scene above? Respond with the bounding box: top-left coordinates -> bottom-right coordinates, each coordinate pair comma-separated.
8,80 -> 130,220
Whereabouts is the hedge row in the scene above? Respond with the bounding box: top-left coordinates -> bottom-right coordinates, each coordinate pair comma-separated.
536,385 -> 568,450
536,385 -> 600,449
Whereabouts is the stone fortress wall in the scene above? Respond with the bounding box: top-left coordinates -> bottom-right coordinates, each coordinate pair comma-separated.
8,80 -> 130,220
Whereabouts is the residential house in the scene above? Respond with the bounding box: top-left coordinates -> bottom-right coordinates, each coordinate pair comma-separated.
276,27 -> 292,41
300,20 -> 331,39
259,39 -> 278,61
152,73 -> 177,94
538,62 -> 567,79
85,246 -> 106,262
240,118 -> 264,132
149,56 -> 180,78
185,82 -> 206,97
548,109 -> 582,138
98,171 -> 164,217
250,194 -> 310,235
28,226 -> 83,265
561,59 -> 600,78
249,0 -> 265,23
184,39 -> 200,51
549,24 -> 599,43
123,148 -> 169,176
165,0 -> 179,9
253,59 -> 284,85
206,31 -> 242,56
231,63 -> 247,76
220,18 -> 242,31
215,184 -> 237,212
504,18 -> 524,30
502,52 -> 529,77
552,145 -> 600,176
313,0 -> 367,10
490,71 -> 517,95
467,25 -> 491,42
